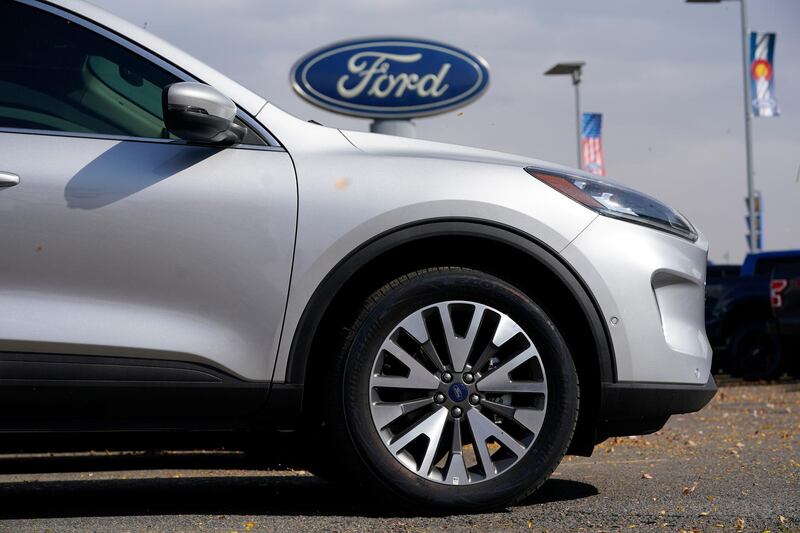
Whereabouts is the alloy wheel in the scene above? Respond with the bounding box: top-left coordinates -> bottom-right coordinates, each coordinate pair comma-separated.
368,301 -> 548,485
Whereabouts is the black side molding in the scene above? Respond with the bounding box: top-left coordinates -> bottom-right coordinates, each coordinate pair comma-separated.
0,352 -> 268,432
0,352 -> 226,382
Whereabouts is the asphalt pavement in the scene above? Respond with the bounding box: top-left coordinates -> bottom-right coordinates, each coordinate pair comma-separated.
0,379 -> 797,532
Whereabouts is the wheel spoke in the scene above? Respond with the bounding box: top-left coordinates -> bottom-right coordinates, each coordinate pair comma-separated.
513,408 -> 546,433
484,398 -> 545,430
467,408 -> 527,458
467,412 -> 497,480
480,398 -> 516,419
443,421 -> 469,485
478,379 -> 547,394
372,397 -> 433,430
469,342 -> 499,376
436,303 -> 484,373
388,406 -> 449,477
492,314 -> 524,347
417,418 -> 448,477
398,311 -> 429,344
371,375 -> 434,390
476,346 -> 546,394
373,338 -> 440,391
421,340 -> 447,372
398,313 -> 446,372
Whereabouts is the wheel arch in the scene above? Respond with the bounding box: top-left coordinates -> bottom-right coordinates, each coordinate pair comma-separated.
279,219 -> 615,455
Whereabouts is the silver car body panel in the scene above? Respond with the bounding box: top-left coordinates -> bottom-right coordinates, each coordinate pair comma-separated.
257,104 -> 605,382
3,0 -> 712,389
260,104 -> 711,386
0,132 -> 297,380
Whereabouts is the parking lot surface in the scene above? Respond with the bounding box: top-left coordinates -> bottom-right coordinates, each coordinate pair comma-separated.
0,379 -> 797,532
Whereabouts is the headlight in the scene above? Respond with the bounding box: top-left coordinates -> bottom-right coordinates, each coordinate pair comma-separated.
525,167 -> 697,241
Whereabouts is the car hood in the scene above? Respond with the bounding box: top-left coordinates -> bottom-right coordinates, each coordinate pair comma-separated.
340,129 -> 580,175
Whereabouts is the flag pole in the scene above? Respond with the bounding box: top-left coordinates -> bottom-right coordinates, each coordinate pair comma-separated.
740,0 -> 757,252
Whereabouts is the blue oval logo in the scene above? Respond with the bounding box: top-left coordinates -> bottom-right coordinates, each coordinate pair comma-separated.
290,37 -> 490,119
448,383 -> 468,403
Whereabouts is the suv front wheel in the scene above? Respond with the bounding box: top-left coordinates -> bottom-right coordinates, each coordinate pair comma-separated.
322,267 -> 579,511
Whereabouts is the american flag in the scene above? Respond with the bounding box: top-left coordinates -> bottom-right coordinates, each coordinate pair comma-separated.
581,113 -> 605,176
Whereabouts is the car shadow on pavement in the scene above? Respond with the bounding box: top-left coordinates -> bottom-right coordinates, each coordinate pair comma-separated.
0,457 -> 598,519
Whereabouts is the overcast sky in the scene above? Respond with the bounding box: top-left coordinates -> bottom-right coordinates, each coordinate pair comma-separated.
94,0 -> 799,263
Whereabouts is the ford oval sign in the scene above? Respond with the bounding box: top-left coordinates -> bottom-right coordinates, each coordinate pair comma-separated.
291,37 -> 490,119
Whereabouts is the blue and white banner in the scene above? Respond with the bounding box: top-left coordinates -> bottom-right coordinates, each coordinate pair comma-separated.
750,32 -> 780,117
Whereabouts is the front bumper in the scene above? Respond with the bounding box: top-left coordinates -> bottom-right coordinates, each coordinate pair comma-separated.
596,376 -> 717,439
561,215 -> 712,385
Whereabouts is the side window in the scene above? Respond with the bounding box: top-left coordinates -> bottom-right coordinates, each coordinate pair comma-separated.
1,2 -> 179,138
1,2 -> 266,145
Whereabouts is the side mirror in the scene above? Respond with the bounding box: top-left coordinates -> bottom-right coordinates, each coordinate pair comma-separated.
162,82 -> 246,144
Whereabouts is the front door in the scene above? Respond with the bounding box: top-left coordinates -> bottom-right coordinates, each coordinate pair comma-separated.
0,1 -> 297,429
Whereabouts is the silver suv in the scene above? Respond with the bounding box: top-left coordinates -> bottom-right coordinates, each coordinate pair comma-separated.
0,0 -> 715,510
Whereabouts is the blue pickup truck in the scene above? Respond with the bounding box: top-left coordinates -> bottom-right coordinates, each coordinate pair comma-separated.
706,250 -> 800,379
770,264 -> 800,376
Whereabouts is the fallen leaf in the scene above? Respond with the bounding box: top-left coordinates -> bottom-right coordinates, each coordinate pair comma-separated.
735,517 -> 745,530
642,473 -> 654,479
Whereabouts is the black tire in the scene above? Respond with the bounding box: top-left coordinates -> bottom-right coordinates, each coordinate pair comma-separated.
730,321 -> 782,380
319,267 -> 579,511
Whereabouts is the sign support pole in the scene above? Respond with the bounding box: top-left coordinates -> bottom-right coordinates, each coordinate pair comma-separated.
371,119 -> 416,138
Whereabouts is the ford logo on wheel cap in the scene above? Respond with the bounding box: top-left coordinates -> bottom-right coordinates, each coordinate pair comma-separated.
448,383 -> 469,403
291,37 -> 490,119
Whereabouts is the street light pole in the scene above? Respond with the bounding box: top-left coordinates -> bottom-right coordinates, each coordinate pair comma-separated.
687,0 -> 757,252
572,69 -> 582,169
738,0 -> 757,252
545,62 -> 585,170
